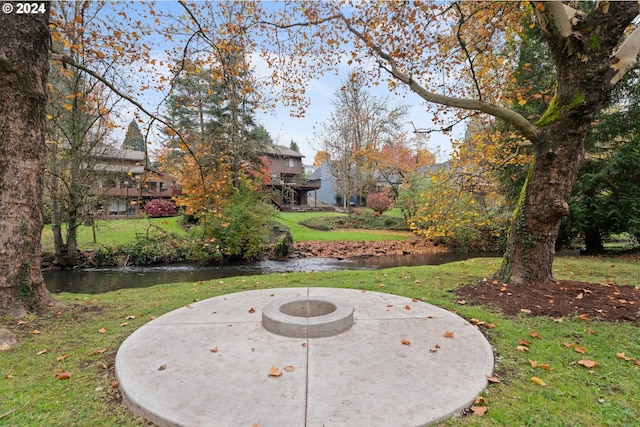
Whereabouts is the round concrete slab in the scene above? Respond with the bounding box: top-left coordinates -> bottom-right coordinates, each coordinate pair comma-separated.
116,288 -> 494,427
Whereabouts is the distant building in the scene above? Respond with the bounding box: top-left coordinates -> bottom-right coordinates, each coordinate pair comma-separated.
261,145 -> 321,210
90,147 -> 181,218
307,161 -> 338,205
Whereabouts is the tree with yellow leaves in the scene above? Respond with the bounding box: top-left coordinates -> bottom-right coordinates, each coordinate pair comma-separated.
254,1 -> 640,285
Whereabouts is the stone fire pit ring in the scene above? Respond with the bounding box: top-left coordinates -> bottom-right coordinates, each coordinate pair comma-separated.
262,296 -> 354,338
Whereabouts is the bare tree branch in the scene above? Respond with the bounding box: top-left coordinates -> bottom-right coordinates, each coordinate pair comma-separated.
337,14 -> 541,142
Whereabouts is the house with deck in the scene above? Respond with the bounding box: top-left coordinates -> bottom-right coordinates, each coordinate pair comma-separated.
91,147 -> 181,218
261,145 -> 323,211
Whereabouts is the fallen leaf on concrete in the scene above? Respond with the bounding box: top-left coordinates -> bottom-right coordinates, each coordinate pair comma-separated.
158,364 -> 167,371
268,366 -> 282,377
443,331 -> 454,338
210,346 -> 219,353
401,339 -> 411,345
486,375 -> 500,383
284,366 -> 295,372
248,307 -> 256,313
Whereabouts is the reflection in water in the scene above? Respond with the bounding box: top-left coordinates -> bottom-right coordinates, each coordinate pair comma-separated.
44,252 -> 497,294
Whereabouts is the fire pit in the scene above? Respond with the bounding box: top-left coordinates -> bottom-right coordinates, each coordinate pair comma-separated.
262,296 -> 354,338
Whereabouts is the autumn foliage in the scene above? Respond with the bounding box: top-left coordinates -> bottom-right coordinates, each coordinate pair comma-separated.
366,193 -> 394,215
143,199 -> 177,218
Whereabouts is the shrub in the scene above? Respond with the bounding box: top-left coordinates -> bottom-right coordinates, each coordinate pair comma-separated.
366,193 -> 395,214
199,184 -> 278,262
144,199 -> 177,218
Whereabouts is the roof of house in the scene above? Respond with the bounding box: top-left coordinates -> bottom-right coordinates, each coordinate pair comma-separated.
262,144 -> 304,158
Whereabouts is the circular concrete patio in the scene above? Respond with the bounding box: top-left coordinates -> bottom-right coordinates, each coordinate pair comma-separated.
115,287 -> 494,426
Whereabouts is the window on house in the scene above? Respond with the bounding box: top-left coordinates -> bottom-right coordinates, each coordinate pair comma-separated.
285,158 -> 299,168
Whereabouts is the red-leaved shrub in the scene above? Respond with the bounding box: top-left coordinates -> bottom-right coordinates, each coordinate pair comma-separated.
143,199 -> 177,217
366,193 -> 394,214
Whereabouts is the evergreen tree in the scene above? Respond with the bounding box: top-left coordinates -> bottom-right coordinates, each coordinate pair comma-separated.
289,139 -> 300,153
122,120 -> 146,151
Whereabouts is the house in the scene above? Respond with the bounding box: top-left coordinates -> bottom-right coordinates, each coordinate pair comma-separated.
261,145 -> 321,210
307,160 -> 337,205
90,147 -> 181,218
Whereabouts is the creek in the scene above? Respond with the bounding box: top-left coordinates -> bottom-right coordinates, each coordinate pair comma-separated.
44,251 -> 497,294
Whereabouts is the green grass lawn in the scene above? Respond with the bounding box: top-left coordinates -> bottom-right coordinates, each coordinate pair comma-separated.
2,256 -> 639,426
41,216 -> 186,253
275,211 -> 412,241
41,212 -> 409,253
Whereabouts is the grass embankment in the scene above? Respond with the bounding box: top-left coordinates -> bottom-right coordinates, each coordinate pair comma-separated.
2,257 -> 639,426
41,217 -> 186,253
41,212 -> 411,253
275,211 -> 411,241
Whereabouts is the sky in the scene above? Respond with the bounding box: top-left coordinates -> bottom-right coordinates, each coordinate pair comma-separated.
104,1 -> 460,164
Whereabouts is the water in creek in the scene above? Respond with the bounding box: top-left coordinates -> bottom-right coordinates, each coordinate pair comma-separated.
44,251 -> 498,294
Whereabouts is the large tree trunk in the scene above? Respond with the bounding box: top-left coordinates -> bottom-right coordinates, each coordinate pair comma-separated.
0,5 -> 59,317
496,2 -> 639,285
498,122 -> 589,284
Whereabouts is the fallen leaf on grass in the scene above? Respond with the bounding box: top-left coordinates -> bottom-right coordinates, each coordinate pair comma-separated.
578,360 -> 598,368
520,309 -> 532,314
120,322 -> 129,327
574,345 -> 587,354
56,354 -> 69,362
90,348 -> 108,356
31,330 -> 40,335
519,339 -> 532,346
126,315 -> 136,320
530,376 -> 547,387
470,406 -> 488,416
268,366 -> 282,377
486,375 -> 500,383
616,352 -> 634,361
97,327 -> 108,334
36,349 -> 48,355
110,381 -> 119,388
55,371 -> 72,380
517,346 -> 529,352
529,360 -> 551,370
529,331 -> 542,339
